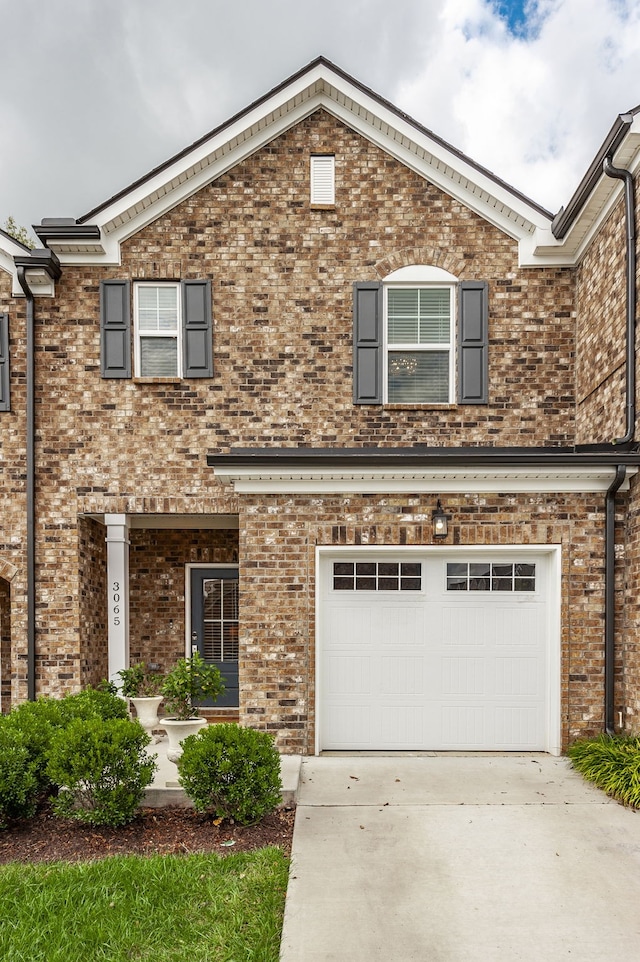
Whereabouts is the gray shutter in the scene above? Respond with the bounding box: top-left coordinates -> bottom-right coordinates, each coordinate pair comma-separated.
0,313 -> 9,411
353,282 -> 383,404
100,280 -> 131,378
182,280 -> 213,378
458,281 -> 488,404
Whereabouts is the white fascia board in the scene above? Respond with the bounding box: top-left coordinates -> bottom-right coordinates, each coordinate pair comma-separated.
57,64 -> 552,267
213,464 -> 636,495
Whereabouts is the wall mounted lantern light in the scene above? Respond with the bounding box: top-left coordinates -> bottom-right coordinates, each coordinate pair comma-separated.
432,499 -> 451,539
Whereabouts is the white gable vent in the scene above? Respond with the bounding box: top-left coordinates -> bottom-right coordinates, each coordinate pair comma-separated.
311,155 -> 335,205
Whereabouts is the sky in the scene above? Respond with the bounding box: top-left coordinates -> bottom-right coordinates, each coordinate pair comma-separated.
1,0 -> 639,241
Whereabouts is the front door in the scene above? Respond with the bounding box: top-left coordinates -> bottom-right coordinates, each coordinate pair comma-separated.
190,567 -> 239,708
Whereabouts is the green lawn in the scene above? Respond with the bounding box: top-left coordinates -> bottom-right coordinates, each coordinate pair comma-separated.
0,847 -> 289,962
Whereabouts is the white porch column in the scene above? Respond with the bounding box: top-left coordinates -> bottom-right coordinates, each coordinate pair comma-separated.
105,514 -> 130,684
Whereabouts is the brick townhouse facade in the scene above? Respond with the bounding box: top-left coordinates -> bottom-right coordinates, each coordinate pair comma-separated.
1,59 -> 639,754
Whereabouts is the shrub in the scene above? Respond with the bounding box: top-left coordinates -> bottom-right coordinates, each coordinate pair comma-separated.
0,724 -> 40,828
59,686 -> 129,723
46,717 -> 157,826
178,724 -> 282,825
3,698 -> 66,796
567,734 -> 640,808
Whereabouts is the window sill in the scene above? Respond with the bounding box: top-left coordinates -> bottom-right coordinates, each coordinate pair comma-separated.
385,403 -> 458,410
133,377 -> 183,384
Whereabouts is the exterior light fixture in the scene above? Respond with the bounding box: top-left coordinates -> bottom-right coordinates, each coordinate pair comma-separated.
432,499 -> 450,539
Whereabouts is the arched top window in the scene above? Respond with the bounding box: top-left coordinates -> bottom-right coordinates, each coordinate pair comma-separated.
383,265 -> 457,404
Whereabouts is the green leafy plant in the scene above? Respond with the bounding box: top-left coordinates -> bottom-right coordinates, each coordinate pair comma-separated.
118,663 -> 165,698
178,723 -> 282,825
47,717 -> 157,826
3,698 -> 66,796
161,651 -> 224,720
567,733 -> 640,808
59,685 -> 130,723
0,723 -> 40,828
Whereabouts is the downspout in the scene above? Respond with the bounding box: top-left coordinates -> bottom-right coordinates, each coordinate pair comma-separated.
16,267 -> 36,701
601,159 -> 637,733
603,157 -> 636,446
604,466 -> 626,734
14,249 -> 61,701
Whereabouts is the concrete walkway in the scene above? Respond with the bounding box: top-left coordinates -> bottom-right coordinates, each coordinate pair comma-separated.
279,754 -> 640,961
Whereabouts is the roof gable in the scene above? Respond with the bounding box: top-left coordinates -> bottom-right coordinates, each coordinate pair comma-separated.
35,58 -> 555,268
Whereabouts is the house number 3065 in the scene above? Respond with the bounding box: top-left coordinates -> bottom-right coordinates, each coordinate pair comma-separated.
112,582 -> 121,626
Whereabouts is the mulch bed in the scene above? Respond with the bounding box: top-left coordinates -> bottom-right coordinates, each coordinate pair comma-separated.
0,802 -> 295,864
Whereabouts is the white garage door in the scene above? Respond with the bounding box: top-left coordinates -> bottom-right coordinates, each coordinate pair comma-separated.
319,550 -> 553,752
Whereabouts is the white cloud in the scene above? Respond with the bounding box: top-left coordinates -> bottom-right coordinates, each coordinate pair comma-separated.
0,0 -> 638,231
397,0 -> 640,209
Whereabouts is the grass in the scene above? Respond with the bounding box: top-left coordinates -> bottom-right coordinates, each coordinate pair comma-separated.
567,733 -> 640,808
0,847 -> 289,962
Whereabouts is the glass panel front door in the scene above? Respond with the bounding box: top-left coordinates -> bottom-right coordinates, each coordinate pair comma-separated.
190,567 -> 239,708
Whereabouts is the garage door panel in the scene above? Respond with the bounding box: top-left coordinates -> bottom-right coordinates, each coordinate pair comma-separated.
441,657 -> 486,695
380,656 -> 425,694
325,606 -> 372,647
380,605 -> 426,646
442,606 -> 493,646
380,706 -> 425,745
494,606 -> 543,646
494,657 -> 541,696
495,706 -> 541,747
441,705 -> 486,746
326,655 -> 372,694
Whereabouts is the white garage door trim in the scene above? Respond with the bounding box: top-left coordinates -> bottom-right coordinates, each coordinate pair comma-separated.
315,544 -> 561,756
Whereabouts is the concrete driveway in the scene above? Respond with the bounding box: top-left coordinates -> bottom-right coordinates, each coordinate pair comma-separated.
279,754 -> 640,961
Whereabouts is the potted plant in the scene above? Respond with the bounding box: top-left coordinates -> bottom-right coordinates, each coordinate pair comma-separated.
117,663 -> 165,733
160,652 -> 225,761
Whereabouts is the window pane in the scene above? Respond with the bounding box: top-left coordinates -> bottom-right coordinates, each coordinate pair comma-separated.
333,577 -> 353,591
388,351 -> 449,403
401,578 -> 421,591
140,337 -> 178,376
379,577 -> 399,591
493,578 -> 512,591
138,286 -> 178,332
447,563 -> 467,577
379,563 -> 399,577
492,564 -> 513,577
447,577 -> 467,590
515,578 -> 535,591
334,563 -> 354,576
356,577 -> 376,591
356,563 -> 376,576
515,564 -> 535,578
388,289 -> 420,344
419,289 -> 450,343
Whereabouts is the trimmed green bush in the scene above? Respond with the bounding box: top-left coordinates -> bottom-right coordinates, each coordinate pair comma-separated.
567,734 -> 640,808
178,724 -> 282,825
59,686 -> 129,723
47,717 -> 157,826
3,698 -> 66,795
0,724 -> 40,828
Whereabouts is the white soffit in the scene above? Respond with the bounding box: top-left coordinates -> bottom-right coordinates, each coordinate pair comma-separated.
56,64 -> 554,266
212,464 -> 637,494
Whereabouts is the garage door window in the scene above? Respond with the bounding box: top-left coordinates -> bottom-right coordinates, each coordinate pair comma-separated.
446,562 -> 536,592
333,561 -> 422,591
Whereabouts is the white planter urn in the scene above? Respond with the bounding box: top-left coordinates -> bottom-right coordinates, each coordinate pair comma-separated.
161,717 -> 208,763
130,696 -> 164,733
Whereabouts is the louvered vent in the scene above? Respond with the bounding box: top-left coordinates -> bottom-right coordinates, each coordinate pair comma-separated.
311,155 -> 335,205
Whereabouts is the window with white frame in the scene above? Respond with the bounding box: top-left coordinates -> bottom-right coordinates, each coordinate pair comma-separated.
385,281 -> 455,403
134,283 -> 181,377
310,155 -> 335,205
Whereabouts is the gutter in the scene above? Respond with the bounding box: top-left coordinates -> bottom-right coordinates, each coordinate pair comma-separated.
14,250 -> 61,700
603,157 -> 637,445
605,466 -> 627,734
